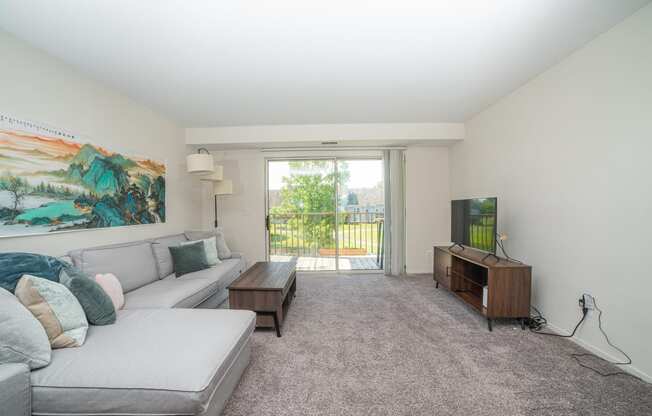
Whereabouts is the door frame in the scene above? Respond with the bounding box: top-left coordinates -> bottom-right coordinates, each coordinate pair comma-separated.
264,155 -> 383,273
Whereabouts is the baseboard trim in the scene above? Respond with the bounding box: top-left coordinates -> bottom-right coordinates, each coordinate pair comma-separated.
544,321 -> 652,383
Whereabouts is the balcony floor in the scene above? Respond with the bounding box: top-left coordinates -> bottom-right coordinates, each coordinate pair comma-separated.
270,254 -> 381,271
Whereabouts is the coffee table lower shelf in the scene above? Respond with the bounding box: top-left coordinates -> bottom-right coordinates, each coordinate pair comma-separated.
228,261 -> 297,337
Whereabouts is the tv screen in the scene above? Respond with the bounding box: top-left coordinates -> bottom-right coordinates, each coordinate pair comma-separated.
451,197 -> 497,253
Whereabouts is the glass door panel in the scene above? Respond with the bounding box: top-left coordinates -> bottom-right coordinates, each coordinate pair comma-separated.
336,159 -> 384,271
267,159 -> 336,271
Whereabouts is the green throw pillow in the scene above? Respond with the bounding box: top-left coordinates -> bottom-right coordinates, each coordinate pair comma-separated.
66,276 -> 116,326
181,236 -> 221,266
169,241 -> 210,277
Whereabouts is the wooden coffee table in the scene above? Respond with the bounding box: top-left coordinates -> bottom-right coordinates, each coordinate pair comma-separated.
228,261 -> 297,337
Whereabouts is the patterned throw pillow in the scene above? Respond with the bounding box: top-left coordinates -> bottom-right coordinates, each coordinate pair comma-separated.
181,236 -> 221,266
14,275 -> 89,349
94,273 -> 125,311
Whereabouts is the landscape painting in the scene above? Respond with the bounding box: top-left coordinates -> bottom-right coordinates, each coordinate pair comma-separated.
0,114 -> 165,237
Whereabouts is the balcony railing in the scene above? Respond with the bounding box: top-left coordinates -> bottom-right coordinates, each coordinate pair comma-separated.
468,214 -> 496,252
268,211 -> 384,262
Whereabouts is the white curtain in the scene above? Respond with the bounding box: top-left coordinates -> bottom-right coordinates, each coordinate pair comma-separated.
383,149 -> 406,276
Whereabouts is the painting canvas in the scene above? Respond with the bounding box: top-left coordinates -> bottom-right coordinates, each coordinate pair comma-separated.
0,114 -> 165,237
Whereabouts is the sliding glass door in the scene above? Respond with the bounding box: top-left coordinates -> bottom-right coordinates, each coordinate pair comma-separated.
336,159 -> 384,271
266,158 -> 384,272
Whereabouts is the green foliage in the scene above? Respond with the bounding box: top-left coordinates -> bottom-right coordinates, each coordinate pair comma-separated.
150,175 -> 166,221
0,173 -> 30,217
270,161 -> 350,248
477,198 -> 496,215
32,181 -> 76,198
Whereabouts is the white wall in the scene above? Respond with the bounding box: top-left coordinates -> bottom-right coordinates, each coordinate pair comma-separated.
0,30 -> 199,255
450,5 -> 652,381
405,147 -> 450,274
201,150 -> 267,264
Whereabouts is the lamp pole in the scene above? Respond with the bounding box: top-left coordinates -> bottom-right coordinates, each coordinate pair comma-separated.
214,194 -> 219,228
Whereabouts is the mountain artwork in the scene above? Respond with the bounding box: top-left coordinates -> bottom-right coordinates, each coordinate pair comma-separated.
0,114 -> 165,237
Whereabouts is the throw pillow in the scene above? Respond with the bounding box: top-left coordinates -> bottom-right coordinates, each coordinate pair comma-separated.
14,275 -> 89,349
168,241 -> 210,277
185,228 -> 232,259
94,273 -> 125,311
60,268 -> 116,325
181,236 -> 221,266
0,252 -> 67,293
0,288 -> 51,369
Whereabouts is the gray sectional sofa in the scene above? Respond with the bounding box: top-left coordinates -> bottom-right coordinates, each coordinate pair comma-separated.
0,232 -> 255,416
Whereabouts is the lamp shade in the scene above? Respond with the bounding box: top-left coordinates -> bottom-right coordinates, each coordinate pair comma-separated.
199,166 -> 224,182
213,179 -> 233,195
186,152 -> 214,174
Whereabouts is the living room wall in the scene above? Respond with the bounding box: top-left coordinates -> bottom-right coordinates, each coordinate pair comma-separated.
0,30 -> 199,255
200,147 -> 451,273
450,5 -> 652,381
405,146 -> 450,274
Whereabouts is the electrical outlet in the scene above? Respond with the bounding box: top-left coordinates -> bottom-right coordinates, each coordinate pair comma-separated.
578,294 -> 595,310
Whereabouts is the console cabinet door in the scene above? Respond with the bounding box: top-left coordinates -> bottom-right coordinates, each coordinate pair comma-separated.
433,248 -> 452,289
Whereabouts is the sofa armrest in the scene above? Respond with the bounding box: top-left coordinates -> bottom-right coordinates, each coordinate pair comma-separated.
0,363 -> 31,416
230,252 -> 244,259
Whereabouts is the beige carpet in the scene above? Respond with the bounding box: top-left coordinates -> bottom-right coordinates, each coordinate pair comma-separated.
223,273 -> 652,416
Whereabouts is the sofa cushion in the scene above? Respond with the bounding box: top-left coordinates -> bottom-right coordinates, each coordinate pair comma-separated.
0,287 -> 51,369
69,241 -> 159,293
123,258 -> 245,310
150,233 -> 188,279
184,258 -> 246,291
30,308 -> 256,416
123,276 -> 216,309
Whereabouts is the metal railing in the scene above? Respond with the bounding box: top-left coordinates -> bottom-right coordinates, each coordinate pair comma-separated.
268,211 -> 384,259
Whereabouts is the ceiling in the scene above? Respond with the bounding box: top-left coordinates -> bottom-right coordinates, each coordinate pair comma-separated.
0,0 -> 648,127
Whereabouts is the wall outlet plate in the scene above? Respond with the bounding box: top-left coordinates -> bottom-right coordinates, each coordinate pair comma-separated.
580,294 -> 595,310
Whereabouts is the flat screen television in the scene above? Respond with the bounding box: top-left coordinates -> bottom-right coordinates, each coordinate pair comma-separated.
451,197 -> 497,253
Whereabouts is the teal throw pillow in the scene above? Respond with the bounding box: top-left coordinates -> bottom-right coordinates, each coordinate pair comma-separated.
64,273 -> 116,326
169,241 -> 210,277
181,236 -> 220,266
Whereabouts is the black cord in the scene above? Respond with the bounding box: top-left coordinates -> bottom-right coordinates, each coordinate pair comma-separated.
527,297 -> 648,384
526,305 -> 587,337
569,297 -> 636,379
494,233 -> 523,263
